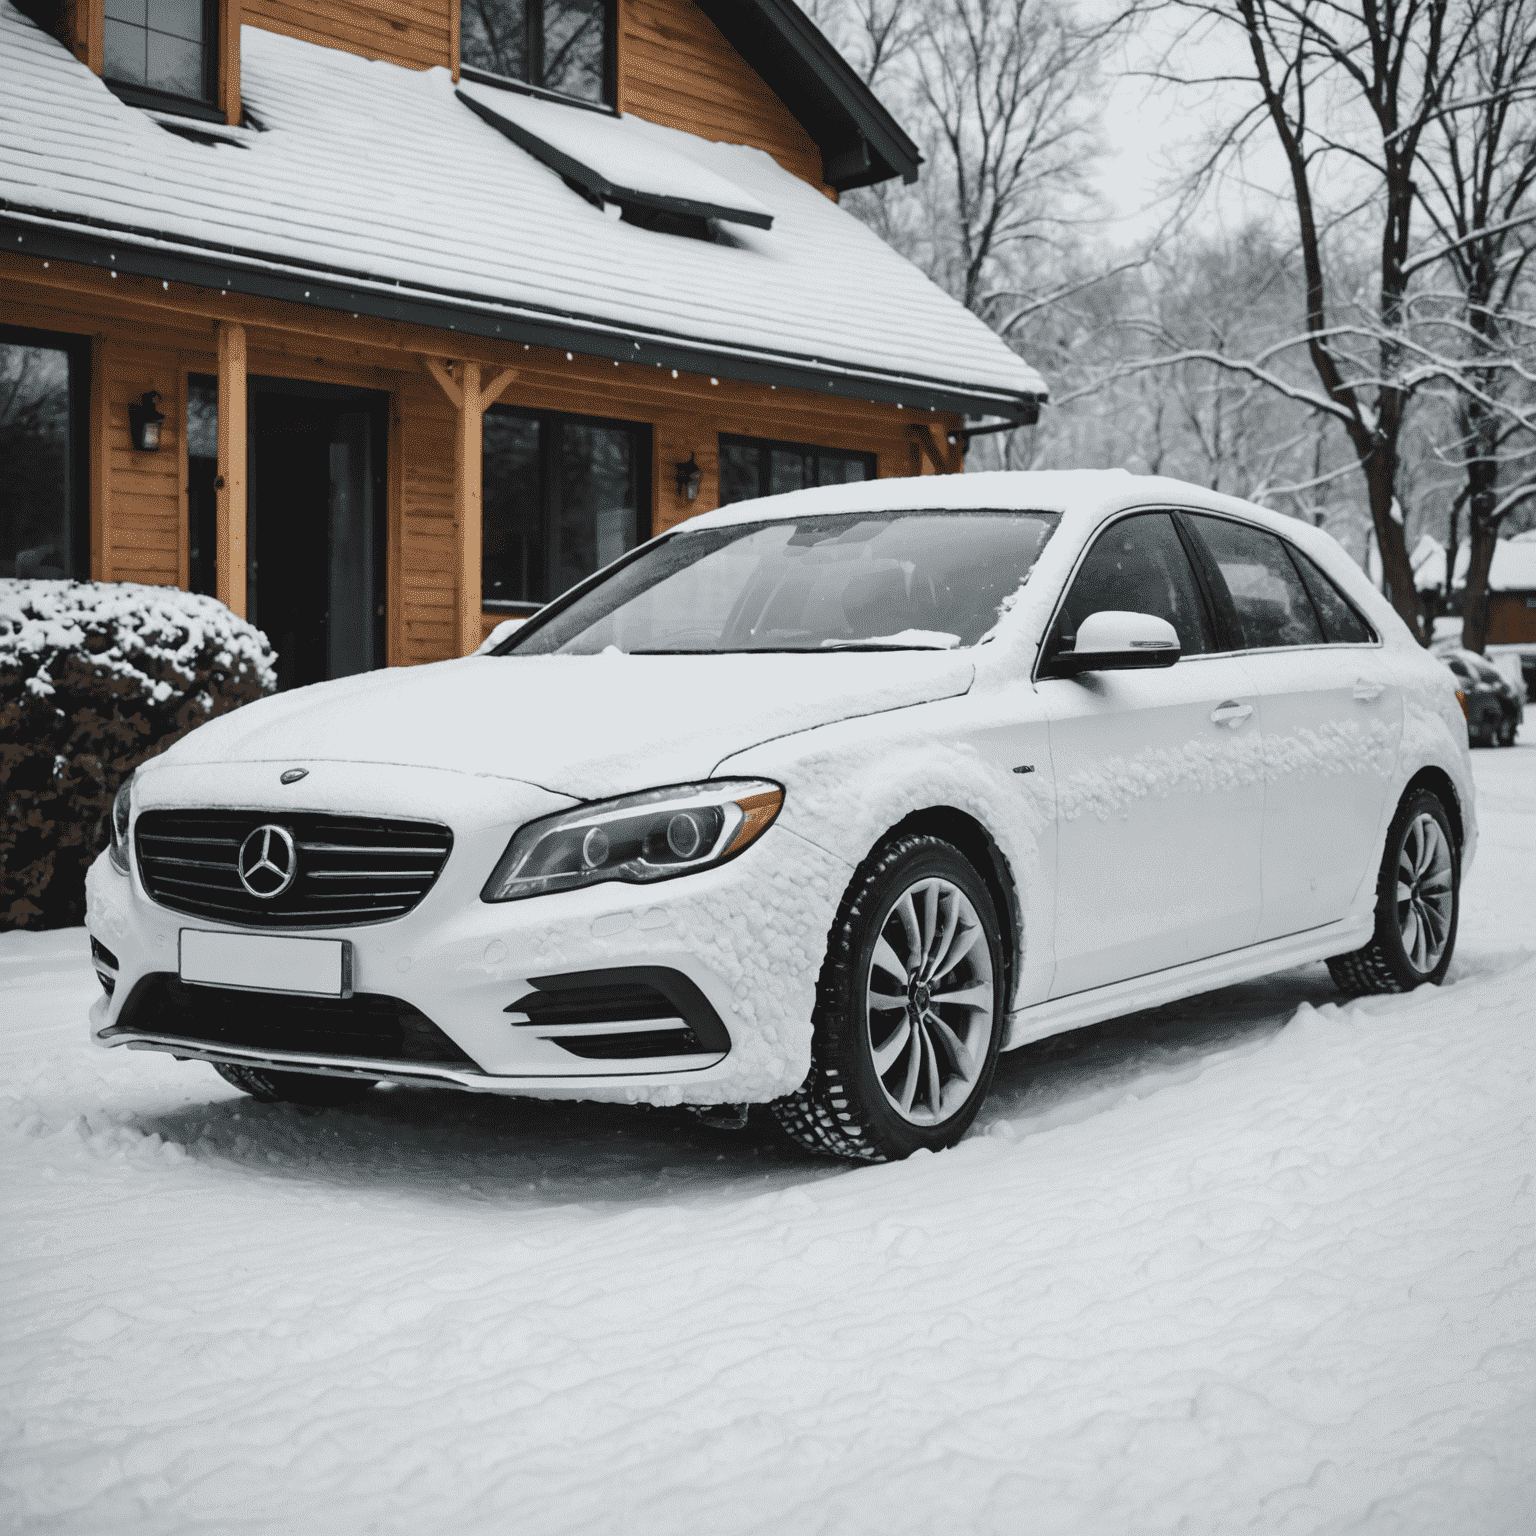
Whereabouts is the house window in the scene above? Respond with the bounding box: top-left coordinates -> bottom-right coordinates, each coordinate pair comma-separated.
0,325 -> 90,582
719,435 -> 876,506
483,406 -> 648,610
460,0 -> 614,106
104,0 -> 220,117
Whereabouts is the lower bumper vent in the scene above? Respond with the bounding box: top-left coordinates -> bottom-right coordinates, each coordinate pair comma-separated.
104,974 -> 480,1069
507,966 -> 730,1062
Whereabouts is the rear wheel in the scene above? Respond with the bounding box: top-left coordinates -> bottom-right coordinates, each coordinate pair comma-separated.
1327,788 -> 1459,997
1498,714 -> 1517,747
213,1062 -> 377,1106
771,835 -> 1004,1162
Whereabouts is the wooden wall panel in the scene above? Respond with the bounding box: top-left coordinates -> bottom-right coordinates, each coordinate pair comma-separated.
1489,594 -> 1536,645
243,0 -> 453,72
618,0 -> 830,192
3,258 -> 959,670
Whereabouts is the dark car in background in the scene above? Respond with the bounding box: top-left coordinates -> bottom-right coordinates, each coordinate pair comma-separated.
1441,649 -> 1523,747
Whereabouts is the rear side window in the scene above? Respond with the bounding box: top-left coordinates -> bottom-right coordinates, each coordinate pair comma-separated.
1290,547 -> 1374,644
1053,512 -> 1215,658
1185,515 -> 1324,649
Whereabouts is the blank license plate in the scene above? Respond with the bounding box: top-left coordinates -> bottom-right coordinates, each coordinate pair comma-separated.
179,930 -> 352,998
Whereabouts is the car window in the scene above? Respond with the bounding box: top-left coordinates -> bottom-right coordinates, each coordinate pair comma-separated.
1052,512 -> 1215,658
1289,547 -> 1374,644
504,510 -> 1061,655
1446,658 -> 1471,679
1184,515 -> 1326,649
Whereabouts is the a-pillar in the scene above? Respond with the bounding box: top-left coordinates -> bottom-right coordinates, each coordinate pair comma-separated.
215,320 -> 247,616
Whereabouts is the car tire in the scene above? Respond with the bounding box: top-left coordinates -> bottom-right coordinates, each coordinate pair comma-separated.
771,834 -> 1005,1162
1498,715 -> 1517,747
213,1062 -> 378,1106
1326,788 -> 1460,997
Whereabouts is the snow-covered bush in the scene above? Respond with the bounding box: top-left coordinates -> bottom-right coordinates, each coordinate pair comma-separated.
1,580 -> 276,930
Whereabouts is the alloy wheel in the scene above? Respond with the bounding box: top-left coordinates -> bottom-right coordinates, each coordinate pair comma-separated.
1397,812 -> 1455,974
865,877 -> 995,1126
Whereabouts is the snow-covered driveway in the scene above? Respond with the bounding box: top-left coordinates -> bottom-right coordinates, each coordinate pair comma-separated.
4,746 -> 1533,1535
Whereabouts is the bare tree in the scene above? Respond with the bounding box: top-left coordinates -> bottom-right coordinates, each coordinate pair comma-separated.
1412,0 -> 1536,650
1137,0 -> 1493,640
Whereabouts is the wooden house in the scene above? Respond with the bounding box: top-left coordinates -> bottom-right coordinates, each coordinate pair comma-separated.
1,0 -> 1046,687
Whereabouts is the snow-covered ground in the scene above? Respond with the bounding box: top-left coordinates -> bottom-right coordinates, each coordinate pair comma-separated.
3,743 -> 1533,1535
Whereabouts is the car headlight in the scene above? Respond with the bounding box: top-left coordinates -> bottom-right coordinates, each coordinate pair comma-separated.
108,773 -> 134,875
481,780 -> 784,903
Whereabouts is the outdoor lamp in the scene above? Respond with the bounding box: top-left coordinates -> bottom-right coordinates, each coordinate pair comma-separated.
128,391 -> 165,451
675,453 -> 702,500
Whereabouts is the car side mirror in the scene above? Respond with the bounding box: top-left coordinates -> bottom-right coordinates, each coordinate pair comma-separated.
1043,610 -> 1182,677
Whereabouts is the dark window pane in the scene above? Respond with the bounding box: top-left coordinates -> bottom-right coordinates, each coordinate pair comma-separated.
769,448 -> 808,496
719,442 -> 761,507
461,0 -> 530,81
104,17 -> 148,82
1291,547 -> 1373,644
818,452 -> 868,487
509,510 -> 1060,655
482,413 -> 542,604
147,0 -> 202,42
146,30 -> 203,96
556,421 -> 637,594
1058,512 -> 1214,657
541,0 -> 605,101
1189,516 -> 1325,649
186,373 -> 218,596
0,342 -> 75,580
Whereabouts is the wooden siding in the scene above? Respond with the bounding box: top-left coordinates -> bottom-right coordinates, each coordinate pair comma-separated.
1489,592 -> 1536,645
617,0 -> 830,192
243,0 -> 453,72
2,256 -> 958,667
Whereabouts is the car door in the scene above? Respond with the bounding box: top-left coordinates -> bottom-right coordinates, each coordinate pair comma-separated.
1041,511 -> 1265,998
1180,513 -> 1403,940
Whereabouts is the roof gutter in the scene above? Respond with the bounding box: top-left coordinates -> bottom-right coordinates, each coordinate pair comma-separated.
2,208 -> 1042,421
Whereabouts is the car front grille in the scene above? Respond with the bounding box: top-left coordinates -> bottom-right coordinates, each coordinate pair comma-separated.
105,974 -> 480,1068
135,809 -> 452,927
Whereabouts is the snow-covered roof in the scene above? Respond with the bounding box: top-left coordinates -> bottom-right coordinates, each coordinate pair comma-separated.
0,7 -> 1046,417
1489,539 -> 1536,592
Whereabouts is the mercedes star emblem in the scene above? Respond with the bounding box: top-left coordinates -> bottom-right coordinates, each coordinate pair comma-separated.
237,824 -> 298,899
280,767 -> 309,785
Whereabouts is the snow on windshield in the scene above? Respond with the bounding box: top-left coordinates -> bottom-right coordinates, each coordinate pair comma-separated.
504,510 -> 1059,656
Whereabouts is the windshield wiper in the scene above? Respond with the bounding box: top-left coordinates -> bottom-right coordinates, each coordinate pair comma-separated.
618,644 -> 959,655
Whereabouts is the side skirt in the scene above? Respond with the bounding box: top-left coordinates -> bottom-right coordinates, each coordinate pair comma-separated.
1003,916 -> 1373,1051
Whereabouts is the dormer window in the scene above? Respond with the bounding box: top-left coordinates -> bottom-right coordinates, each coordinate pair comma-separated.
104,0 -> 221,120
460,0 -> 613,108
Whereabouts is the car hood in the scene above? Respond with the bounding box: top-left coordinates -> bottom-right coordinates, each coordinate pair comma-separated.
157,650 -> 976,799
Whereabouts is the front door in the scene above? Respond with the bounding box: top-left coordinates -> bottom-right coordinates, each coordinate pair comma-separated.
1041,511 -> 1266,997
248,380 -> 387,691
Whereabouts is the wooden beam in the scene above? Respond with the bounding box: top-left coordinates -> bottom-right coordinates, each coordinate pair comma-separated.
219,0 -> 243,126
452,360 -> 483,657
215,321 -> 247,616
481,367 -> 520,408
89,332 -> 109,580
421,354 -> 462,410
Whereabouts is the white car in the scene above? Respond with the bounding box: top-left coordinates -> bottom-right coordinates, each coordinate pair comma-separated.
86,471 -> 1475,1162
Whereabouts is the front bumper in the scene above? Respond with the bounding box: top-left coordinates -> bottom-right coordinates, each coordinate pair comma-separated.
85,760 -> 851,1106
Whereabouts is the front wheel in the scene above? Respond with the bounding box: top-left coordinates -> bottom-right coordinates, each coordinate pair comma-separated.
1327,788 -> 1459,997
772,834 -> 1005,1162
213,1062 -> 377,1106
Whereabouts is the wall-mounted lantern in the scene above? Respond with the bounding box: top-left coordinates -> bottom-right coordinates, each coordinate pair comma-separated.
674,453 -> 702,501
128,391 -> 165,452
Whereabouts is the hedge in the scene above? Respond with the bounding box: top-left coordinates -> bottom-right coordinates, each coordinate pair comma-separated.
1,580 -> 276,930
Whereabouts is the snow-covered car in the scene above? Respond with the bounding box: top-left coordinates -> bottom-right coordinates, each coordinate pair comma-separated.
1437,648 -> 1522,747
86,471 -> 1476,1162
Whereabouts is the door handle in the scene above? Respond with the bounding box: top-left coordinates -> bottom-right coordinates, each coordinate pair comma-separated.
1209,700 -> 1254,728
1353,678 -> 1385,702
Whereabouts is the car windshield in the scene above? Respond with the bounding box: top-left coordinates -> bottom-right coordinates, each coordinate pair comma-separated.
503,510 -> 1061,656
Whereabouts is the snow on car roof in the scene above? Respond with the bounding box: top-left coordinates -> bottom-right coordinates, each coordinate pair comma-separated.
0,8 -> 1046,410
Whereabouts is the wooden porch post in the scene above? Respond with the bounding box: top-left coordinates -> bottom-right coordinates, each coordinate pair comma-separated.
215,321 -> 247,617
421,357 -> 520,656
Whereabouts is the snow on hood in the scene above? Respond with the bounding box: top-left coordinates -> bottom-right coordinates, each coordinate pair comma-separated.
154,649 -> 975,799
